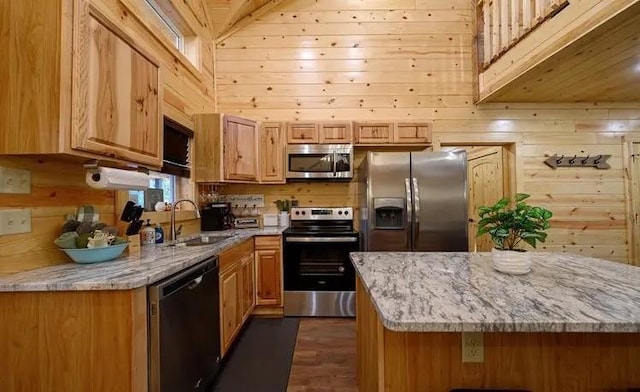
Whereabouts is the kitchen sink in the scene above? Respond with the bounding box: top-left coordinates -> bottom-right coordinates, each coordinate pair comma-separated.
169,236 -> 233,247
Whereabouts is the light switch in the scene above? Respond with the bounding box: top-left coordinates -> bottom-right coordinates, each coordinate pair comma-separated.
0,209 -> 32,235
0,167 -> 32,194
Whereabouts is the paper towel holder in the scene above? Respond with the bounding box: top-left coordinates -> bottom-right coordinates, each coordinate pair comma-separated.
83,160 -> 150,174
84,160 -> 151,190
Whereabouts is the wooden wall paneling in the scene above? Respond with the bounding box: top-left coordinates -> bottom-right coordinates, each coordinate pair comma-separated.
215,0 -> 640,263
0,156 -> 116,275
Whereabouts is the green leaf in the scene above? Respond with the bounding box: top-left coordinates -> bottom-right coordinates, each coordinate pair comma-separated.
515,193 -> 530,202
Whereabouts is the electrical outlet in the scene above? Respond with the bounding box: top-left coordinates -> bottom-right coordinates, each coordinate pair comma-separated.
0,209 -> 32,235
0,167 -> 31,194
461,332 -> 484,363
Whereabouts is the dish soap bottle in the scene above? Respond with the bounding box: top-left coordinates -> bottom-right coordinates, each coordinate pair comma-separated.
141,220 -> 155,246
154,224 -> 164,244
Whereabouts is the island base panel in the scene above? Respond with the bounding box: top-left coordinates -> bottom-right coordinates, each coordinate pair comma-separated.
356,278 -> 640,392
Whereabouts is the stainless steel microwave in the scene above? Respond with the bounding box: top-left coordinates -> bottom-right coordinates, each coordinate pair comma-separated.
286,144 -> 354,179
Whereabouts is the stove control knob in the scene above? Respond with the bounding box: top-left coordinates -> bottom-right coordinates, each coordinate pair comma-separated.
344,210 -> 349,215
295,211 -> 300,215
302,211 -> 306,215
338,210 -> 343,215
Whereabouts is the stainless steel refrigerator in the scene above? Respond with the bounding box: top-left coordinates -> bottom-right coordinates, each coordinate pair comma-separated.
359,151 -> 468,251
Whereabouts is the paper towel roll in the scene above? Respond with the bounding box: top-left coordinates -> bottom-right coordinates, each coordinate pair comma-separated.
86,167 -> 149,190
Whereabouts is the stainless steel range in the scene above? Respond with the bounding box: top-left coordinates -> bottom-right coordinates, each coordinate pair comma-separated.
283,207 -> 359,317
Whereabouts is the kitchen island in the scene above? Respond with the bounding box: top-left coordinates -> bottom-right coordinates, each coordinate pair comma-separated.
351,252 -> 640,391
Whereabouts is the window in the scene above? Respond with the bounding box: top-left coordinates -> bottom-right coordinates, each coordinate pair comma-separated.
144,0 -> 199,67
129,172 -> 176,211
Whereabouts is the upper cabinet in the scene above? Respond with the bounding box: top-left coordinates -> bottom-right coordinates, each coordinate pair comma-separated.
354,121 -> 431,146
259,123 -> 286,184
354,122 -> 394,145
319,122 -> 353,144
0,0 -> 162,168
286,122 -> 353,144
72,9 -> 161,167
195,114 -> 260,183
393,122 -> 432,144
223,115 -> 259,182
287,123 -> 319,144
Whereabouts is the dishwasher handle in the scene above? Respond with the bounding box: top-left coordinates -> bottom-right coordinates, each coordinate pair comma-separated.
187,276 -> 203,290
150,257 -> 218,299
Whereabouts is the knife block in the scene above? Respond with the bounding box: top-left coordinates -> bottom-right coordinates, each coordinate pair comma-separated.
127,234 -> 141,256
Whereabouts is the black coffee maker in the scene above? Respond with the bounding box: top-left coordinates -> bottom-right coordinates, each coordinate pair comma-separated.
200,203 -> 234,231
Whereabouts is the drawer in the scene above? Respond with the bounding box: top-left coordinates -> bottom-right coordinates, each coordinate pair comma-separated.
255,235 -> 281,250
219,238 -> 254,273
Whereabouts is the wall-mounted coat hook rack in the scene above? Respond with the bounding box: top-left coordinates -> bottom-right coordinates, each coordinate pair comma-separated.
544,154 -> 610,169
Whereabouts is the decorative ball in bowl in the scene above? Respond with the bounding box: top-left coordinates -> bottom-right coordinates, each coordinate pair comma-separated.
61,243 -> 129,264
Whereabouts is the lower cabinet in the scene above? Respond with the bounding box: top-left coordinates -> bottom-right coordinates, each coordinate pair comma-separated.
218,235 -> 283,357
254,236 -> 284,316
219,239 -> 256,357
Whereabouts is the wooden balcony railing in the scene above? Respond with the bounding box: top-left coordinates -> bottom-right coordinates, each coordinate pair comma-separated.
478,0 -> 570,68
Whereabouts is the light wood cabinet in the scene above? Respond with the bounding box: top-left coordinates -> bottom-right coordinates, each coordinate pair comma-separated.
320,122 -> 353,144
224,115 -> 259,182
220,269 -> 239,355
254,236 -> 283,315
354,121 -> 432,145
0,1 -> 162,168
255,249 -> 282,306
219,239 -> 255,357
393,122 -> 432,144
354,122 -> 394,144
259,122 -> 286,184
287,122 -> 319,144
195,113 -> 259,183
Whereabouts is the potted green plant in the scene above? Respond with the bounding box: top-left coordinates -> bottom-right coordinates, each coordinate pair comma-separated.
476,193 -> 552,274
274,199 -> 292,227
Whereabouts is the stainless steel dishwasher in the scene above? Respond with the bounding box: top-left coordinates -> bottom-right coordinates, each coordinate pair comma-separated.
148,257 -> 220,392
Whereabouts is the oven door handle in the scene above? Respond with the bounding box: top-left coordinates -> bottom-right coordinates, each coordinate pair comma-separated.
285,237 -> 358,243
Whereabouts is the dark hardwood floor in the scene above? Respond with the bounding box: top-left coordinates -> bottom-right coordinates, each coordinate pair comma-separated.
287,318 -> 358,392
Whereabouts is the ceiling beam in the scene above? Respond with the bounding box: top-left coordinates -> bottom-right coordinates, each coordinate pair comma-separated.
215,0 -> 289,43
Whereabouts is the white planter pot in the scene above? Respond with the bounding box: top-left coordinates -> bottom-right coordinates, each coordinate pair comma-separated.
491,248 -> 532,275
278,212 -> 290,227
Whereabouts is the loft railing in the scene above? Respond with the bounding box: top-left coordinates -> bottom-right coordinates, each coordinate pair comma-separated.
478,0 -> 570,68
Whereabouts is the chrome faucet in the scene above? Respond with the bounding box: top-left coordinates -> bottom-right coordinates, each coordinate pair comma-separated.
170,199 -> 201,242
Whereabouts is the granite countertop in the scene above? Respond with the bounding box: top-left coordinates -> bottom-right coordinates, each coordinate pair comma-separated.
350,252 -> 640,333
0,227 -> 286,292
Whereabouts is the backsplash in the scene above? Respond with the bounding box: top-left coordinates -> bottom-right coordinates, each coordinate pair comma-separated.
0,156 -> 115,275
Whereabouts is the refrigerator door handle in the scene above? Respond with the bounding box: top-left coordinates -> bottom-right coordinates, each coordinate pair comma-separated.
405,178 -> 412,248
412,177 -> 420,246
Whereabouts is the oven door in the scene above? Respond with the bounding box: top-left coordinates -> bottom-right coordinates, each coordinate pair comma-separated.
284,235 -> 359,291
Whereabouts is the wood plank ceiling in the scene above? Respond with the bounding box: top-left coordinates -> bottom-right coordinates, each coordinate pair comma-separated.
484,2 -> 640,102
205,0 -> 287,40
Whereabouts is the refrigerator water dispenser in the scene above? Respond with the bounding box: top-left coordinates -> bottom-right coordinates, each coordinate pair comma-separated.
373,198 -> 405,229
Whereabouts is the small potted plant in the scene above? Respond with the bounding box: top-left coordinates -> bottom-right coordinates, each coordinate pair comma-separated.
274,199 -> 292,227
476,193 -> 552,274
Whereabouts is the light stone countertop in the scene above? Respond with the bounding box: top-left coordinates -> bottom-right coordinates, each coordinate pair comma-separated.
0,227 -> 286,292
350,252 -> 640,333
